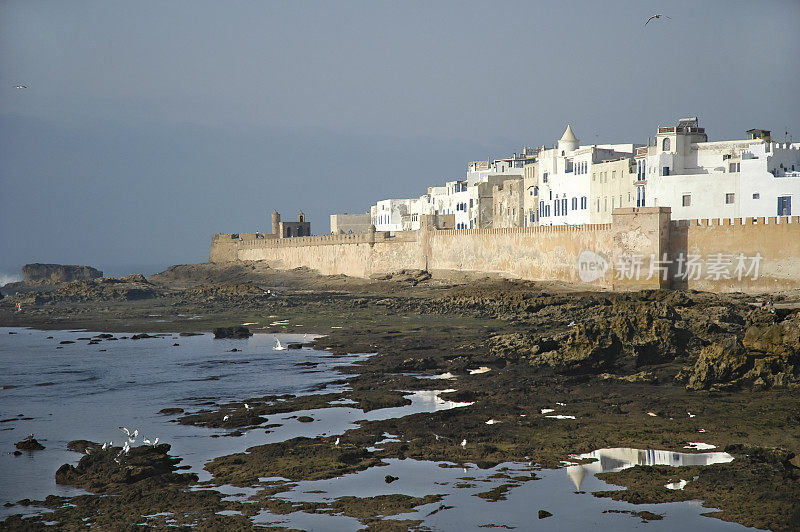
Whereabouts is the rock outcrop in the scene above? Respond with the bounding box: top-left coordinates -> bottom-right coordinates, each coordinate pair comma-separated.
681,313 -> 800,390
213,326 -> 253,339
22,264 -> 102,283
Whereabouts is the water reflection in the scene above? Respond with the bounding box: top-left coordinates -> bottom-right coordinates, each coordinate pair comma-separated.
566,447 -> 734,490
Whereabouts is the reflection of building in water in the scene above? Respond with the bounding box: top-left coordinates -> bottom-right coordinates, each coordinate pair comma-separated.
566,447 -> 734,490
409,389 -> 474,411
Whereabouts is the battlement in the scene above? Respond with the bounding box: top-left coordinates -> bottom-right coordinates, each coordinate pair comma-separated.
211,208 -> 800,293
671,215 -> 800,228
436,224 -> 611,236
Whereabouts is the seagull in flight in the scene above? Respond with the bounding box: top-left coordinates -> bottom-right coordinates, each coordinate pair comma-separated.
645,13 -> 671,25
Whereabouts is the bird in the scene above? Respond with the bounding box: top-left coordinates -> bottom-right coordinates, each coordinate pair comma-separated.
15,85 -> 27,90
223,415 -> 229,421
334,437 -> 340,446
274,337 -> 286,351
244,403 -> 252,410
461,439 -> 467,448
152,437 -> 159,446
645,13 -> 671,25
102,442 -> 109,450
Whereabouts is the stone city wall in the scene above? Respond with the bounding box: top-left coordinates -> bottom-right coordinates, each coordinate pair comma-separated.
210,209 -> 800,293
669,215 -> 800,292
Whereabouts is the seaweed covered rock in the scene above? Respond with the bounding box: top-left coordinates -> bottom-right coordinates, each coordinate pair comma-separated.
16,436 -> 45,451
56,441 -> 196,491
213,326 -> 253,339
531,323 -> 622,374
684,337 -> 750,390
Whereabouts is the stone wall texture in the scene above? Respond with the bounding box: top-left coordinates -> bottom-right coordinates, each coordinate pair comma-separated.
211,210 -> 800,293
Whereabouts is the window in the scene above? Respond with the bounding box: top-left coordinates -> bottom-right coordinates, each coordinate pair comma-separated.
596,198 -> 600,212
540,201 -> 545,216
555,200 -> 560,216
729,162 -> 740,172
753,193 -> 760,199
662,167 -> 670,176
572,197 -> 578,210
581,196 -> 587,209
663,138 -> 671,151
682,194 -> 691,207
778,196 -> 792,216
543,172 -> 549,183
725,193 -> 735,204
562,198 -> 567,215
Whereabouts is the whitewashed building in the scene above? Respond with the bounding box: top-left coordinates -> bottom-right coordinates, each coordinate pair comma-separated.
536,125 -> 637,226
638,119 -> 800,219
370,196 -> 429,232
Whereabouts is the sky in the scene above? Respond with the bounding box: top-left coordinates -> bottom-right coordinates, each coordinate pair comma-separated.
1,0 -> 798,275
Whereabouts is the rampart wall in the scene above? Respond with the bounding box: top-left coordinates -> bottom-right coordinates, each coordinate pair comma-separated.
669,215 -> 800,292
210,209 -> 800,293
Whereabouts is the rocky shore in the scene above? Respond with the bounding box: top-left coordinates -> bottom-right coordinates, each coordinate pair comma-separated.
1,261 -> 799,530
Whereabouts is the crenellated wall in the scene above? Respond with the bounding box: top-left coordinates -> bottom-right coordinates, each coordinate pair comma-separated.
669,215 -> 800,292
210,210 -> 800,293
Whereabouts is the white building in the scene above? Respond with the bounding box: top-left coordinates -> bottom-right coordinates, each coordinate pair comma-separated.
370,196 -> 429,232
638,120 -> 800,219
536,125 -> 637,226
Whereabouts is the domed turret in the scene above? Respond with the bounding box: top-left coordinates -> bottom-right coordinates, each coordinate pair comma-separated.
558,124 -> 579,154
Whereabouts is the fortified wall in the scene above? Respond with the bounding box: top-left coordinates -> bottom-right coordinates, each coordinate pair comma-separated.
210,208 -> 800,293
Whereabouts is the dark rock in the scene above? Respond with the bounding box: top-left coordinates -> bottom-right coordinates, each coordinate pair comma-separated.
56,442 -> 197,489
16,436 -> 45,451
59,340 -> 74,344
297,416 -> 314,423
384,475 -> 399,483
287,343 -> 303,349
159,408 -> 184,415
538,510 -> 552,519
130,333 -> 157,340
179,332 -> 202,336
213,326 -> 252,339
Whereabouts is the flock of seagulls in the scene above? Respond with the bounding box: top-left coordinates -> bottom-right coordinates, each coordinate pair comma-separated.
101,426 -> 160,462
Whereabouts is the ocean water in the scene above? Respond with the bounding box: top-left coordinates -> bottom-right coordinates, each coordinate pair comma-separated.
0,328 -> 753,530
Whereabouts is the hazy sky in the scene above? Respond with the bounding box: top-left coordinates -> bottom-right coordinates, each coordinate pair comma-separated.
1,0 -> 798,274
